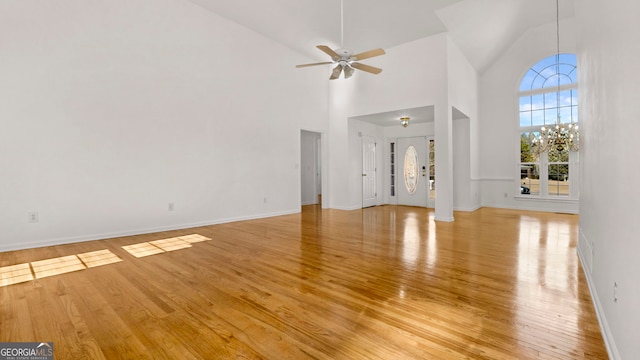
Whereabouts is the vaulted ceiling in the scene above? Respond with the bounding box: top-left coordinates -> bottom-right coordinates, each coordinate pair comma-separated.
188,0 -> 574,73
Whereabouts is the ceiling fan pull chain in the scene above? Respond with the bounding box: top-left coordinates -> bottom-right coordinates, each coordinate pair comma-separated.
341,0 -> 344,48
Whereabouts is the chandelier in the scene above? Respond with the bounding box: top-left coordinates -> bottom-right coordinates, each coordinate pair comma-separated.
532,123 -> 579,152
531,0 -> 579,154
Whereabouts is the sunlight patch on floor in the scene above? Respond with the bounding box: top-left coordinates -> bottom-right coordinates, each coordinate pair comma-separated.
31,255 -> 86,279
178,234 -> 211,243
122,234 -> 211,258
150,237 -> 192,252
0,263 -> 34,287
0,234 -> 211,287
78,249 -> 123,268
122,242 -> 166,258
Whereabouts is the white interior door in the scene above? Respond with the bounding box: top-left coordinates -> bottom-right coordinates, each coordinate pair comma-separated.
362,136 -> 377,208
397,136 -> 428,207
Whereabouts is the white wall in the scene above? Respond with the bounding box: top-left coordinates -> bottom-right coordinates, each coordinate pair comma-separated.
576,1 -> 640,358
0,0 -> 328,251
479,18 -> 579,213
453,118 -> 473,210
447,38 -> 480,212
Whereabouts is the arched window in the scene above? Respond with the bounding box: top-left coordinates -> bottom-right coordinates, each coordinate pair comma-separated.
519,54 -> 578,198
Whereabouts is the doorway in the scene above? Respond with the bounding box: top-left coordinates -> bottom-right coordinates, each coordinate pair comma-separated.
300,130 -> 322,206
397,136 -> 429,207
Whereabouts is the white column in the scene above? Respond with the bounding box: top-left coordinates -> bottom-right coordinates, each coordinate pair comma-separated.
434,104 -> 454,221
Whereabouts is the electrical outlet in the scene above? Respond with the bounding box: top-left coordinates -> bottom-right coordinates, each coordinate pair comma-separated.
168,203 -> 174,211
614,282 -> 618,303
28,211 -> 39,223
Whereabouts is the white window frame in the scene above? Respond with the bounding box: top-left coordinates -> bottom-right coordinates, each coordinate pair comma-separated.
517,54 -> 579,200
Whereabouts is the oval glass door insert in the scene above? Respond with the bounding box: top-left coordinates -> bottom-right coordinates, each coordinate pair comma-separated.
404,145 -> 419,194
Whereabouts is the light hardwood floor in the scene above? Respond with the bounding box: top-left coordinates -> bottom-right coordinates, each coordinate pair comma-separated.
0,206 -> 607,359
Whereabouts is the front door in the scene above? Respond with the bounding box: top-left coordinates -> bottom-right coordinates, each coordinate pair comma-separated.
362,136 -> 377,208
397,136 -> 428,207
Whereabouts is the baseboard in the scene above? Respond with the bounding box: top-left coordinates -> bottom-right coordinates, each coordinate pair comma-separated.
577,243 -> 620,360
453,204 -> 481,212
434,216 -> 455,222
332,205 -> 363,211
0,209 -> 300,253
481,202 -> 578,214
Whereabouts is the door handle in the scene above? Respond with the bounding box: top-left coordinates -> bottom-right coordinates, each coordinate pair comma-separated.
362,174 -> 367,176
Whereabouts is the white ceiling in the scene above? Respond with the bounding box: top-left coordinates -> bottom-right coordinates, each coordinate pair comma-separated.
350,106 -> 434,127
188,0 -> 574,73
187,0 -> 573,127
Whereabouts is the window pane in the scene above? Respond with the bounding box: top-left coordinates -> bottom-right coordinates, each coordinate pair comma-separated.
572,89 -> 578,104
545,108 -> 558,125
544,93 -> 558,109
543,74 -> 560,88
559,74 -> 573,86
549,146 -> 569,162
558,64 -> 575,78
539,65 -> 556,80
429,139 -> 435,200
520,111 -> 532,127
521,164 -> 540,195
532,74 -> 547,90
532,110 -> 545,126
548,164 -> 569,196
526,54 -> 576,91
519,96 -> 531,111
560,107 -> 572,124
559,90 -> 572,106
390,143 -> 396,196
520,69 -> 538,91
520,132 -> 541,163
531,94 -> 543,111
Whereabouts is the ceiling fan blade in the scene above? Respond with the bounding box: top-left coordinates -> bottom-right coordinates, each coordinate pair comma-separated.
317,45 -> 340,60
330,64 -> 343,80
351,62 -> 383,75
296,62 -> 334,68
352,48 -> 385,61
343,65 -> 354,79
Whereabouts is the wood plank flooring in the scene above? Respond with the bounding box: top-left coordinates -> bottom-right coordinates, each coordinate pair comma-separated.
0,206 -> 608,359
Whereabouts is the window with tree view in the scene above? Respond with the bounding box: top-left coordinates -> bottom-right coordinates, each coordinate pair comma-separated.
519,54 -> 578,197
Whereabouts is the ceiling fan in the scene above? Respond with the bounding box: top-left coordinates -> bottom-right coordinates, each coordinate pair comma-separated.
295,0 -> 385,80
296,46 -> 385,80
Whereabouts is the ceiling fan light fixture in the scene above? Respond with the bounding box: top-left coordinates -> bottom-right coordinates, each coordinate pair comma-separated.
343,64 -> 354,79
294,0 -> 385,80
330,64 -> 342,80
